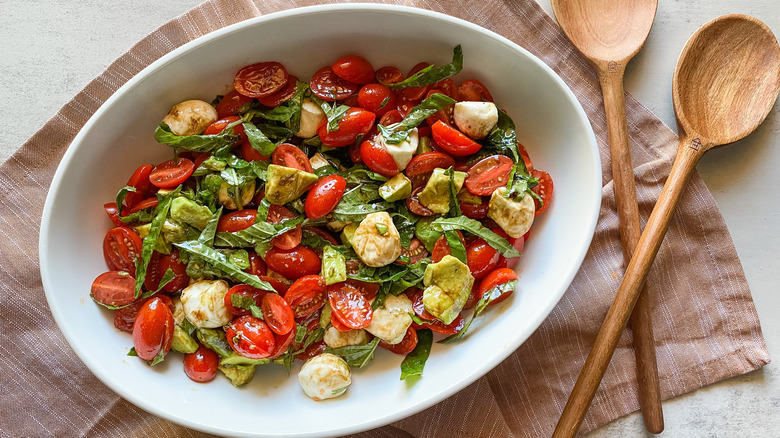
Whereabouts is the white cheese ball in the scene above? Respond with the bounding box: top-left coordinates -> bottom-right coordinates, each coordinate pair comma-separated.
453,101 -> 499,139
365,293 -> 413,344
323,327 -> 369,349
352,212 -> 402,267
162,99 -> 218,136
180,279 -> 231,329
488,187 -> 535,238
298,353 -> 352,401
171,296 -> 185,326
374,129 -> 418,171
296,99 -> 326,138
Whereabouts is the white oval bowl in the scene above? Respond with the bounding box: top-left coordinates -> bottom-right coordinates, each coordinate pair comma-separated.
40,4 -> 600,437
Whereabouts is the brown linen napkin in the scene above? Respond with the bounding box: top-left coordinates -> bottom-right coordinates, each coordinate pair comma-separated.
0,0 -> 769,437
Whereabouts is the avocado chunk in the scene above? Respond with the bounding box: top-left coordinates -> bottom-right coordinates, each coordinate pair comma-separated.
133,223 -> 171,254
422,255 -> 474,324
457,189 -> 483,206
171,325 -> 198,354
218,364 -> 256,387
379,173 -> 412,202
170,197 -> 213,230
340,223 -> 358,248
265,164 -> 318,205
418,168 -> 467,214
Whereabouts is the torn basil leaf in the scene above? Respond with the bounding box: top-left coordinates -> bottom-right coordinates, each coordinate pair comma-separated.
174,240 -> 276,292
378,93 -> 456,144
242,122 -> 277,156
325,338 -> 380,368
386,45 -> 463,90
154,123 -> 238,153
431,216 -> 521,258
134,188 -> 179,298
400,329 -> 432,380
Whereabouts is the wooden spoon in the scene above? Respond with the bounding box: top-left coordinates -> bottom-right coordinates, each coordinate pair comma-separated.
553,14 -> 780,438
550,0 -> 663,432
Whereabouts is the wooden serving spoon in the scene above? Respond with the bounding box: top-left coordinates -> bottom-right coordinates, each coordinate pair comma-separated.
553,14 -> 780,438
550,0 -> 663,431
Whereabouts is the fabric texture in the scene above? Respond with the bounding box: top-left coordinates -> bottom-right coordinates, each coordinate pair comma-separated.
0,0 -> 769,437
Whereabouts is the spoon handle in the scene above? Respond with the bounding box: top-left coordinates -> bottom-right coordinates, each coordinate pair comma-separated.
599,69 -> 663,433
553,137 -> 703,438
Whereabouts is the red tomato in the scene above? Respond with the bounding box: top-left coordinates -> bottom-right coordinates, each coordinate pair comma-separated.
405,151 -> 456,187
245,251 -> 267,277
327,283 -> 373,329
359,138 -> 398,178
358,84 -> 396,116
310,66 -> 358,101
531,169 -> 553,216
268,328 -> 296,359
431,121 -> 482,156
464,282 -> 482,310
406,287 -> 436,321
518,143 -> 534,171
104,202 -> 124,227
329,310 -> 352,332
148,158 -> 195,189
216,89 -> 253,118
203,115 -> 243,136
241,140 -> 269,162
303,227 -> 339,246
460,198 -> 489,219
414,314 -> 466,335
103,227 -> 143,275
126,197 -> 158,214
262,293 -> 295,335
379,326 -> 418,355
304,175 -> 346,219
332,55 -> 375,84
259,275 -> 289,296
224,284 -> 268,317
183,345 -> 219,383
406,187 -> 435,216
396,238 -> 429,265
258,74 -> 299,107
400,62 -> 431,101
375,66 -> 404,84
431,230 -> 465,263
114,294 -> 173,333
91,271 -> 136,307
433,78 -> 458,98
234,62 -> 288,98
267,205 -> 302,250
457,79 -> 494,102
345,279 -> 380,301
492,228 -> 525,269
217,209 -> 257,233
272,143 -> 313,173
144,249 -> 190,293
378,109 -> 404,126
284,275 -> 327,318
296,340 -> 326,361
478,268 -> 518,306
318,108 -> 376,147
465,155 -> 514,196
226,315 -> 276,359
132,297 -> 174,361
124,164 -> 154,209
348,142 -> 363,164
466,238 -> 501,280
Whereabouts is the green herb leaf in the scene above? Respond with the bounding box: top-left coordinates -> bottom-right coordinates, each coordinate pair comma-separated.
154,123 -> 238,153
174,240 -> 277,292
230,294 -> 264,319
148,349 -> 166,366
445,167 -> 462,218
332,184 -> 392,222
134,189 -> 179,298
440,280 -> 518,343
196,328 -> 233,358
325,338 -> 380,368
242,122 -> 277,156
431,216 -> 521,258
400,328 -> 433,380
443,229 -> 467,264
378,93 -> 456,144
127,347 -> 138,357
213,216 -> 304,248
386,45 -> 463,90
320,102 -> 351,132
485,109 -> 520,163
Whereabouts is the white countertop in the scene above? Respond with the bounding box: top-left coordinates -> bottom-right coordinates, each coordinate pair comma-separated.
2,1 -> 777,436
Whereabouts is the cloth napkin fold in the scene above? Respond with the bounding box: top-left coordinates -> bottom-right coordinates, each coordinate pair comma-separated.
0,0 -> 769,436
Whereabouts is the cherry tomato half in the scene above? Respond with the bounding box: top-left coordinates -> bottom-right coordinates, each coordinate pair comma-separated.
305,175 -> 347,220
267,205 -> 302,250
91,271 -> 136,307
144,249 -> 190,293
310,66 -> 358,101
460,198 -> 489,219
103,227 -> 143,275
466,238 -> 501,280
379,326 -> 418,355
414,314 -> 466,335
124,164 -> 154,209
360,138 -> 398,178
268,328 -> 296,359
245,251 -> 267,277
224,284 -> 268,317
285,275 -> 327,318
217,209 -> 257,233
465,155 -> 514,196
332,55 -> 375,85
358,83 -> 396,117
405,151 -> 456,187
431,121 -> 482,156
184,345 -> 219,383
261,293 -> 295,336
103,202 -> 124,227
406,186 -> 435,216
132,297 -> 175,361
327,283 -> 373,329
258,74 -> 299,107
431,230 -> 466,263
478,268 -> 518,306
406,287 -> 436,321
531,169 -> 553,216
149,158 -> 195,189
400,62 -> 431,101
234,62 -> 288,98
226,315 -> 275,359
318,108 -> 376,147
215,89 -> 253,118
492,228 -> 525,269
457,79 -> 494,102
375,66 -> 404,84
272,143 -> 313,173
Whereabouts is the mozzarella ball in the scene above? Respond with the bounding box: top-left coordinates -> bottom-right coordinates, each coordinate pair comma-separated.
352,212 -> 402,267
298,353 -> 352,401
218,179 -> 256,210
171,297 -> 185,326
374,128 -> 418,171
296,99 -> 326,138
453,101 -> 499,139
162,99 -> 218,136
488,187 -> 535,238
323,327 -> 369,349
365,293 -> 413,344
180,279 -> 231,329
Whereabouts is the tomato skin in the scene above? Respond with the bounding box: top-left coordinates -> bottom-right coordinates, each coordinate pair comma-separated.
104,202 -> 124,227
132,297 -> 175,361
375,66 -> 404,84
272,143 -> 313,173
284,275 -> 327,318
406,287 -> 436,321
465,155 -> 514,196
492,228 -> 525,269
358,83 -> 396,116
262,293 -> 295,335
431,231 -> 465,263
466,238 -> 501,280
531,169 -> 553,216
125,197 -> 158,215
478,268 -> 518,306
406,187 -> 435,216
259,275 -> 289,296
203,115 -> 243,136
414,313 -> 466,335
216,89 -> 253,118
405,151 -> 456,187
258,74 -> 299,107
431,121 -> 482,156
400,62 -> 431,101
245,251 -> 267,277
327,283 -> 373,329
217,209 -> 257,233
103,227 -> 143,276
124,164 -> 154,209
91,271 -> 136,307
267,205 -> 302,250
460,198 -> 489,219
268,327 -> 296,359
360,138 -> 399,178
149,158 -> 195,189
234,62 -> 288,98
329,309 -> 352,332
304,175 -> 346,219
226,315 -> 276,359
345,279 -> 380,301
224,284 -> 268,317
296,340 -> 326,361
241,140 -> 269,162
518,143 -> 534,171
378,109 -> 404,126
379,326 -> 418,355
310,66 -> 358,101
457,79 -> 494,102
332,55 -> 375,84
145,249 -> 190,293
184,345 -> 219,382
318,108 -> 376,147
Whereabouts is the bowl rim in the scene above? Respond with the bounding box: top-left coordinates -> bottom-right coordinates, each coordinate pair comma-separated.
39,3 -> 601,437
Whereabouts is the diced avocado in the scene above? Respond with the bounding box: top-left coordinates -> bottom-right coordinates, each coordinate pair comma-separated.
170,197 -> 213,230
379,173 -> 412,202
422,255 -> 475,324
320,302 -> 333,328
414,217 -> 443,252
162,219 -> 187,244
264,164 -> 318,205
321,245 -> 346,285
340,223 -> 358,248
218,364 -> 256,387
133,223 -> 171,254
457,189 -> 483,205
219,353 -> 271,366
417,136 -> 433,154
171,325 -> 198,354
418,168 -> 467,214
199,155 -> 226,171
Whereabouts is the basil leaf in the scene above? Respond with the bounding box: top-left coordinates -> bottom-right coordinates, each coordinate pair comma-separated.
325,338 -> 380,368
242,122 -> 277,156
134,189 -> 178,298
230,294 -> 263,319
136,268 -> 176,300
347,264 -> 408,284
400,328 -> 433,380
371,283 -> 390,309
486,109 -> 520,164
213,216 -> 304,247
198,207 -> 221,246
387,45 -> 463,90
181,318 -> 197,336
148,349 -> 166,366
322,245 -> 347,285
320,102 -> 351,132
332,184 -> 392,222
174,240 -> 276,292
440,280 -> 518,343
378,93 -> 456,144
301,327 -> 326,352
431,216 -> 521,258
445,167 -> 462,218
196,328 -> 234,358
294,324 -> 308,344
443,229 -> 467,264
154,123 -> 238,153
342,165 -> 389,184
127,347 -> 138,357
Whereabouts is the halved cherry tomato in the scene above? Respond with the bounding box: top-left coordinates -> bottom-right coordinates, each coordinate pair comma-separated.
345,279 -> 380,301
305,175 -> 346,219
258,74 -> 299,107
329,309 -> 352,332
431,230 -> 466,263
425,89 -> 456,126
224,284 -> 268,317
518,143 -> 534,171
406,287 -> 436,321
464,282 -> 482,310
132,297 -> 174,361
268,327 -> 296,359
203,115 -> 243,136
114,293 -> 173,333
217,209 -> 257,233
375,66 -> 404,84
400,62 -> 431,101
284,275 -> 327,318
267,205 -> 302,250
318,108 -> 376,147
405,151 -> 456,187
103,227 -> 143,275
531,169 -> 553,216
358,83 -> 396,116
262,293 -> 295,335
478,268 -> 518,306
414,314 -> 466,335
144,249 -> 189,293
226,315 -> 275,359
126,197 -> 158,215
91,271 -> 136,307
104,202 -> 124,227
259,275 -> 289,296
272,143 -> 313,173
184,345 -> 219,383
149,158 -> 195,189
332,55 -> 375,84
327,283 -> 373,329
492,228 -> 525,269
431,120 -> 482,156
234,62 -> 288,98
241,140 -> 269,162
216,89 -> 253,118
457,79 -> 494,102
465,155 -> 514,196
460,198 -> 489,219
310,66 -> 358,101
245,251 -> 267,277
360,138 -> 399,178
378,109 -> 404,126
406,186 -> 435,216
296,340 -> 326,361
396,238 -> 429,265
466,238 -> 501,280
124,164 -> 154,209
379,326 -> 418,355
